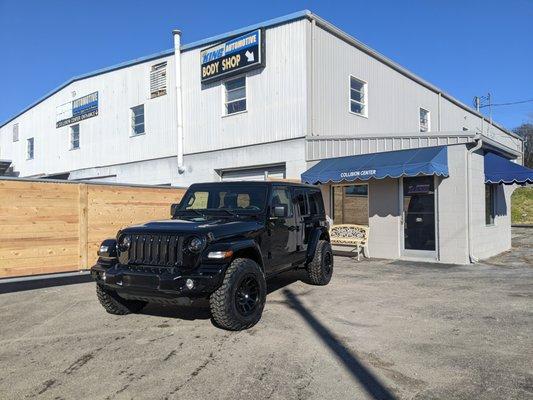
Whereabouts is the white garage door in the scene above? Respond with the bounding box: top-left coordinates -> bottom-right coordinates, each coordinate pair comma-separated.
221,165 -> 286,181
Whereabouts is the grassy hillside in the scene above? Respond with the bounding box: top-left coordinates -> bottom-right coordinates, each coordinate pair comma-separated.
511,187 -> 533,225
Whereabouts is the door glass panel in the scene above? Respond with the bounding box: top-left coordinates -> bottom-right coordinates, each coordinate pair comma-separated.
403,177 -> 435,251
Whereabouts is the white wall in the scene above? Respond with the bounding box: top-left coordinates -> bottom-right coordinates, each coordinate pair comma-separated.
311,24 -> 521,157
181,20 -> 308,155
0,55 -> 177,178
176,138 -> 306,187
368,178 -> 401,259
470,150 -> 513,259
436,144 -> 470,264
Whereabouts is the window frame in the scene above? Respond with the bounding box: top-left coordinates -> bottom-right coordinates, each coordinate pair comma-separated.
485,184 -> 496,226
27,137 -> 34,160
223,75 -> 247,117
348,75 -> 368,118
419,107 -> 431,132
270,186 -> 294,218
331,183 -> 369,225
130,104 -> 145,137
12,123 -> 19,142
150,61 -> 167,98
70,124 -> 80,150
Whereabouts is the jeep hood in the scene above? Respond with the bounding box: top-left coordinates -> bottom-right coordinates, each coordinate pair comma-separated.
120,218 -> 264,241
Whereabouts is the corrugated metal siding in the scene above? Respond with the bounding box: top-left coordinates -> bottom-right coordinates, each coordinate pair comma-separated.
181,20 -> 308,154
305,133 -> 474,161
0,55 -> 177,178
311,25 -> 521,155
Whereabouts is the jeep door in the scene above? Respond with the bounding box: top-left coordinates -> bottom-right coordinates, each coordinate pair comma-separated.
266,186 -> 299,273
292,188 -> 311,262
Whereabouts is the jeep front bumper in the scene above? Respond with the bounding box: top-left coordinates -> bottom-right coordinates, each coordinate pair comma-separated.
90,262 -> 227,299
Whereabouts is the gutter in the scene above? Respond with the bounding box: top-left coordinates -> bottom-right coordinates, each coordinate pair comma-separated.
173,30 -> 186,175
466,135 -> 483,263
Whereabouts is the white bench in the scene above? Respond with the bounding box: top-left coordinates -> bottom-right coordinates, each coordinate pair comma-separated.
329,224 -> 369,261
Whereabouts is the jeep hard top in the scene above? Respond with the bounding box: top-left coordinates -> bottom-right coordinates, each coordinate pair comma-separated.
91,181 -> 333,330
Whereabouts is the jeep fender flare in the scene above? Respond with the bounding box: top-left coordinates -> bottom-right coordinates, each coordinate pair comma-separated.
305,227 -> 330,265
207,238 -> 265,271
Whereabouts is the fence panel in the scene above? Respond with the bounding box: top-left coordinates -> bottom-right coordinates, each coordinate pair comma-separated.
0,179 -> 185,278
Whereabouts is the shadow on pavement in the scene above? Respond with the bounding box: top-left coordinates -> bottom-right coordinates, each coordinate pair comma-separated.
0,273 -> 92,294
283,288 -> 397,400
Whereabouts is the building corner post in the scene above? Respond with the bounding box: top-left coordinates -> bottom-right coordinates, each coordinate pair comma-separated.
173,29 -> 186,175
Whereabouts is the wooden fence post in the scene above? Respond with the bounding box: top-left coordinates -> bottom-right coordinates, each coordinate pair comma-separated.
78,184 -> 89,270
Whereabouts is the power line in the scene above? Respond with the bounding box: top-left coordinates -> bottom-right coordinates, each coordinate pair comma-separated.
480,98 -> 533,108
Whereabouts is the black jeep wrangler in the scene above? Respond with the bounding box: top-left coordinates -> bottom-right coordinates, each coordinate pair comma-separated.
91,181 -> 333,330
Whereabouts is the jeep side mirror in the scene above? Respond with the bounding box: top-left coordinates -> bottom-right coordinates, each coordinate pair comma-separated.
273,206 -> 286,218
170,203 -> 180,217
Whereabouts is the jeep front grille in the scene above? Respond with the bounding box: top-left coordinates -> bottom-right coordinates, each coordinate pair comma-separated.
128,234 -> 183,267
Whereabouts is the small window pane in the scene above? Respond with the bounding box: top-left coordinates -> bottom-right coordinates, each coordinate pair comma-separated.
225,77 -> 245,91
224,77 -> 246,115
420,108 -> 430,132
27,138 -> 34,159
350,102 -> 364,114
485,184 -> 495,225
226,99 -> 246,114
13,123 -> 19,142
131,105 -> 145,135
226,87 -> 246,102
350,88 -> 364,102
350,78 -> 363,91
71,125 -> 80,149
349,76 -> 366,116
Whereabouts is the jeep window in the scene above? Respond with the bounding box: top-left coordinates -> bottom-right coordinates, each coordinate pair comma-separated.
308,190 -> 325,215
179,185 -> 267,213
270,187 -> 293,217
294,189 -> 309,216
184,191 -> 209,209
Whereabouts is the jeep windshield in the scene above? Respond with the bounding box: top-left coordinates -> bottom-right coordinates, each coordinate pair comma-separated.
175,184 -> 268,217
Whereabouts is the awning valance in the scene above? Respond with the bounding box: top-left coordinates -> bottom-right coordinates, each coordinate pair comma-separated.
301,146 -> 448,184
484,152 -> 533,185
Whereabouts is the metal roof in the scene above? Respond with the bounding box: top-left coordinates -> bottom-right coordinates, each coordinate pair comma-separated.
0,9 -> 520,140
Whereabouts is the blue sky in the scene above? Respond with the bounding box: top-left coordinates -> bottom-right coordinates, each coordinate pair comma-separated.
0,0 -> 531,129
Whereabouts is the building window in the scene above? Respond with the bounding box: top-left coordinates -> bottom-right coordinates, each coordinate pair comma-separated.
332,184 -> 369,225
12,123 -> 19,142
70,124 -> 80,150
419,108 -> 430,132
131,105 -> 145,136
150,62 -> 167,98
485,184 -> 496,225
349,76 -> 367,116
27,138 -> 34,160
224,77 -> 246,115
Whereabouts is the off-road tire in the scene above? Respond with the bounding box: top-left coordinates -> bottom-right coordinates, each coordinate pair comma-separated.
96,284 -> 147,315
210,258 -> 266,331
306,240 -> 333,285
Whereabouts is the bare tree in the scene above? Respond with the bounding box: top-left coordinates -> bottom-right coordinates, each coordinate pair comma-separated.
513,123 -> 533,168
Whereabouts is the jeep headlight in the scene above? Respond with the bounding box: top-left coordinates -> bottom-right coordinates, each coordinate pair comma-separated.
118,235 -> 131,252
187,236 -> 204,253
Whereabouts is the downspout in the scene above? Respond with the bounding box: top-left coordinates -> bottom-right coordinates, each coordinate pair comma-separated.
466,134 -> 482,263
173,29 -> 186,175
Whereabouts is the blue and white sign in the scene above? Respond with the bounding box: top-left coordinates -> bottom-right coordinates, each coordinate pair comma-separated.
200,29 -> 264,83
56,92 -> 99,128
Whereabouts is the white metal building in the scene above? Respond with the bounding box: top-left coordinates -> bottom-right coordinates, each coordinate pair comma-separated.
1,10 -> 530,264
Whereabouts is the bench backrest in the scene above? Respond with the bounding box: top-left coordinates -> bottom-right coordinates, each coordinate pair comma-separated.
329,224 -> 369,244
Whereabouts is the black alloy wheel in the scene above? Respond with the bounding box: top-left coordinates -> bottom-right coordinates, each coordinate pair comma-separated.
235,275 -> 260,316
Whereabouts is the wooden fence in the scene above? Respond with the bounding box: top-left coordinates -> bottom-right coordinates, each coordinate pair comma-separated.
0,178 -> 185,278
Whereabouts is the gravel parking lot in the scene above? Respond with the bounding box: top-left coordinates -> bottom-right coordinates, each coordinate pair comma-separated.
1,228 -> 532,400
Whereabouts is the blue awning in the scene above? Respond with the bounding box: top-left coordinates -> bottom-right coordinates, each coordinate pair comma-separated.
484,152 -> 533,185
302,146 -> 449,184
